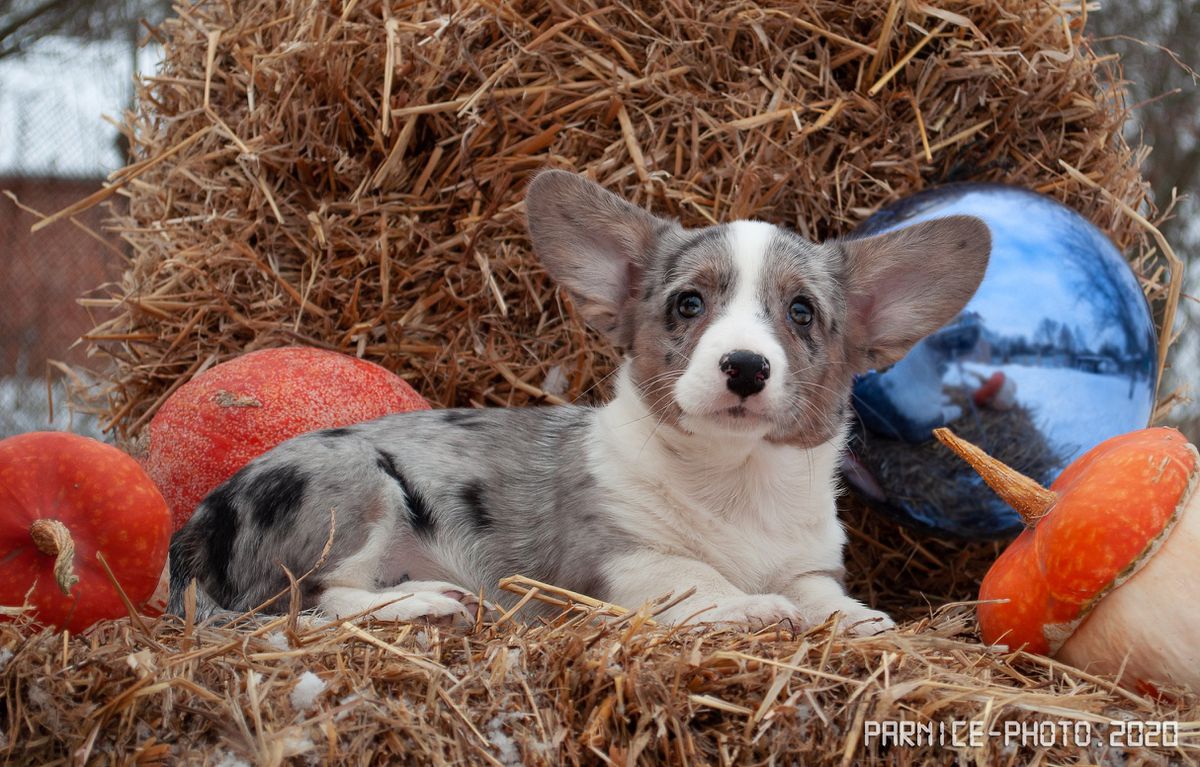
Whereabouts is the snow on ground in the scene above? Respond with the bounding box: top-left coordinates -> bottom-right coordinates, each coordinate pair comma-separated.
289,671 -> 328,711
0,377 -> 104,440
946,362 -> 1152,459
0,36 -> 162,178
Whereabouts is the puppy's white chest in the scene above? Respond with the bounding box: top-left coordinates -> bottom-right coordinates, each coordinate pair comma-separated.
666,490 -> 818,587
672,460 -> 840,585
591,399 -> 846,592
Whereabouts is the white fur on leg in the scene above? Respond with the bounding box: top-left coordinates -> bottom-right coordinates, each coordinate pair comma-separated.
694,593 -> 806,629
602,550 -> 806,628
318,581 -> 474,623
311,515 -> 476,623
782,573 -> 895,636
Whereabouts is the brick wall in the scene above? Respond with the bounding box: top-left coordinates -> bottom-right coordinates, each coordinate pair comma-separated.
0,176 -> 123,375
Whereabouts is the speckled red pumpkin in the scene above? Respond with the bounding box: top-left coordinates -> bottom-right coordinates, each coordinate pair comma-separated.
144,347 -> 430,531
0,432 -> 171,632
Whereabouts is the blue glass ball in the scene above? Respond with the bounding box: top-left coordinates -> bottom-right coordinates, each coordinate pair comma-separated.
846,184 -> 1157,539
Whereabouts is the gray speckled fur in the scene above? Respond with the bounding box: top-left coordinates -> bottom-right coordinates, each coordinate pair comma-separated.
169,406 -> 621,618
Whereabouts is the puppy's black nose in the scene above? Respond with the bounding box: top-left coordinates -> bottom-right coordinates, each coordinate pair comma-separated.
720,350 -> 770,398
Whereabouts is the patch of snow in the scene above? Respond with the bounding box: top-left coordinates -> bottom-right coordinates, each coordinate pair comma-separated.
334,693 -> 362,721
945,362 -> 1151,462
25,683 -> 60,728
280,734 -> 315,756
541,365 -> 568,397
0,378 -> 105,440
214,751 -> 251,767
26,684 -> 50,708
487,714 -> 523,767
289,671 -> 327,711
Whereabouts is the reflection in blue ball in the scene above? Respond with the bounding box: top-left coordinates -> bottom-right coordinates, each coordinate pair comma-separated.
846,184 -> 1157,539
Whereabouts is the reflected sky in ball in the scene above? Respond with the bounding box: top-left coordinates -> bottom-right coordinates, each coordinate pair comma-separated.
851,184 -> 1157,538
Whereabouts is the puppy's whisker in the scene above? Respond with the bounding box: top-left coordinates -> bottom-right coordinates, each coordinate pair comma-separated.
577,361 -> 626,401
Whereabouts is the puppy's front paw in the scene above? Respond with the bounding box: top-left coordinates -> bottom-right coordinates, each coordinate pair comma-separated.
320,582 -> 479,627
692,594 -> 805,631
405,580 -> 483,619
823,600 -> 895,636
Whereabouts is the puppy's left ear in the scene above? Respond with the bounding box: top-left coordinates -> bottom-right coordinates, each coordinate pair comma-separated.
841,215 -> 990,370
526,170 -> 674,346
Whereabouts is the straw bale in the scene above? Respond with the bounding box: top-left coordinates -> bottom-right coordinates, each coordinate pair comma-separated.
17,0 -> 1192,760
66,0 -> 1170,438
2,598 -> 1196,765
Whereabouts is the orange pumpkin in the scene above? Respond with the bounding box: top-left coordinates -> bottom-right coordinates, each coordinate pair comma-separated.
0,432 -> 171,632
144,346 -> 430,531
936,427 -> 1200,692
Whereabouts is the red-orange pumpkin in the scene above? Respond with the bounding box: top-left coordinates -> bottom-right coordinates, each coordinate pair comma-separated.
0,432 -> 171,632
144,346 -> 430,531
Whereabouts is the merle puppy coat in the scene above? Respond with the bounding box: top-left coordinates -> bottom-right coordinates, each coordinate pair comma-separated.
169,170 -> 990,633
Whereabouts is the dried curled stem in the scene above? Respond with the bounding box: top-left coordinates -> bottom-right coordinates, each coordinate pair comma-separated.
29,519 -> 80,596
934,428 -> 1058,525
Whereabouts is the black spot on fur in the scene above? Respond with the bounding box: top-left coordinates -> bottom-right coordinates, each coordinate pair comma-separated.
376,449 -> 404,484
460,481 -> 493,531
197,482 -> 241,606
572,572 -> 609,604
167,529 -> 200,611
300,577 -> 325,610
315,427 -> 358,450
442,410 -> 484,429
249,465 -> 309,528
376,450 -> 436,538
717,271 -> 732,296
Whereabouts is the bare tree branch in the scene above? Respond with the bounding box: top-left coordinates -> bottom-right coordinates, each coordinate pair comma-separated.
0,0 -> 169,59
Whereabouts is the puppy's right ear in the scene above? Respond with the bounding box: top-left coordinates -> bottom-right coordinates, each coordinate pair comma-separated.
526,170 -> 673,346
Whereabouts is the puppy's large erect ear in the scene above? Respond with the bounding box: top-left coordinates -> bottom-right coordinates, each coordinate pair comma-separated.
841,216 -> 991,370
526,170 -> 673,345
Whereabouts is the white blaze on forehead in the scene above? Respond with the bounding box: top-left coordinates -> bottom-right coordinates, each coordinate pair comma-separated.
673,220 -> 790,422
726,220 -> 776,293
722,221 -> 782,356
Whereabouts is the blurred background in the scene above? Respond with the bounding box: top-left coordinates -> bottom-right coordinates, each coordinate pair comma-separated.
0,0 -> 167,437
0,0 -> 1195,439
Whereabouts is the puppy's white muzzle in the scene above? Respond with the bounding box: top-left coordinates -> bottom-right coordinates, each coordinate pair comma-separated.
674,310 -> 789,424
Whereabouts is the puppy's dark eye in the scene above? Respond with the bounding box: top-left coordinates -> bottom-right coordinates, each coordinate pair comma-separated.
789,297 -> 814,326
676,291 -> 705,319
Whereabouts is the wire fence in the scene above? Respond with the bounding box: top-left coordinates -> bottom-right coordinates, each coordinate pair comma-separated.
0,36 -> 137,438
0,176 -> 120,438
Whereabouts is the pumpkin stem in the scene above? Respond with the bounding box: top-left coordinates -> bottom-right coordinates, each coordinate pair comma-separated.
934,428 -> 1057,525
29,519 -> 80,596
